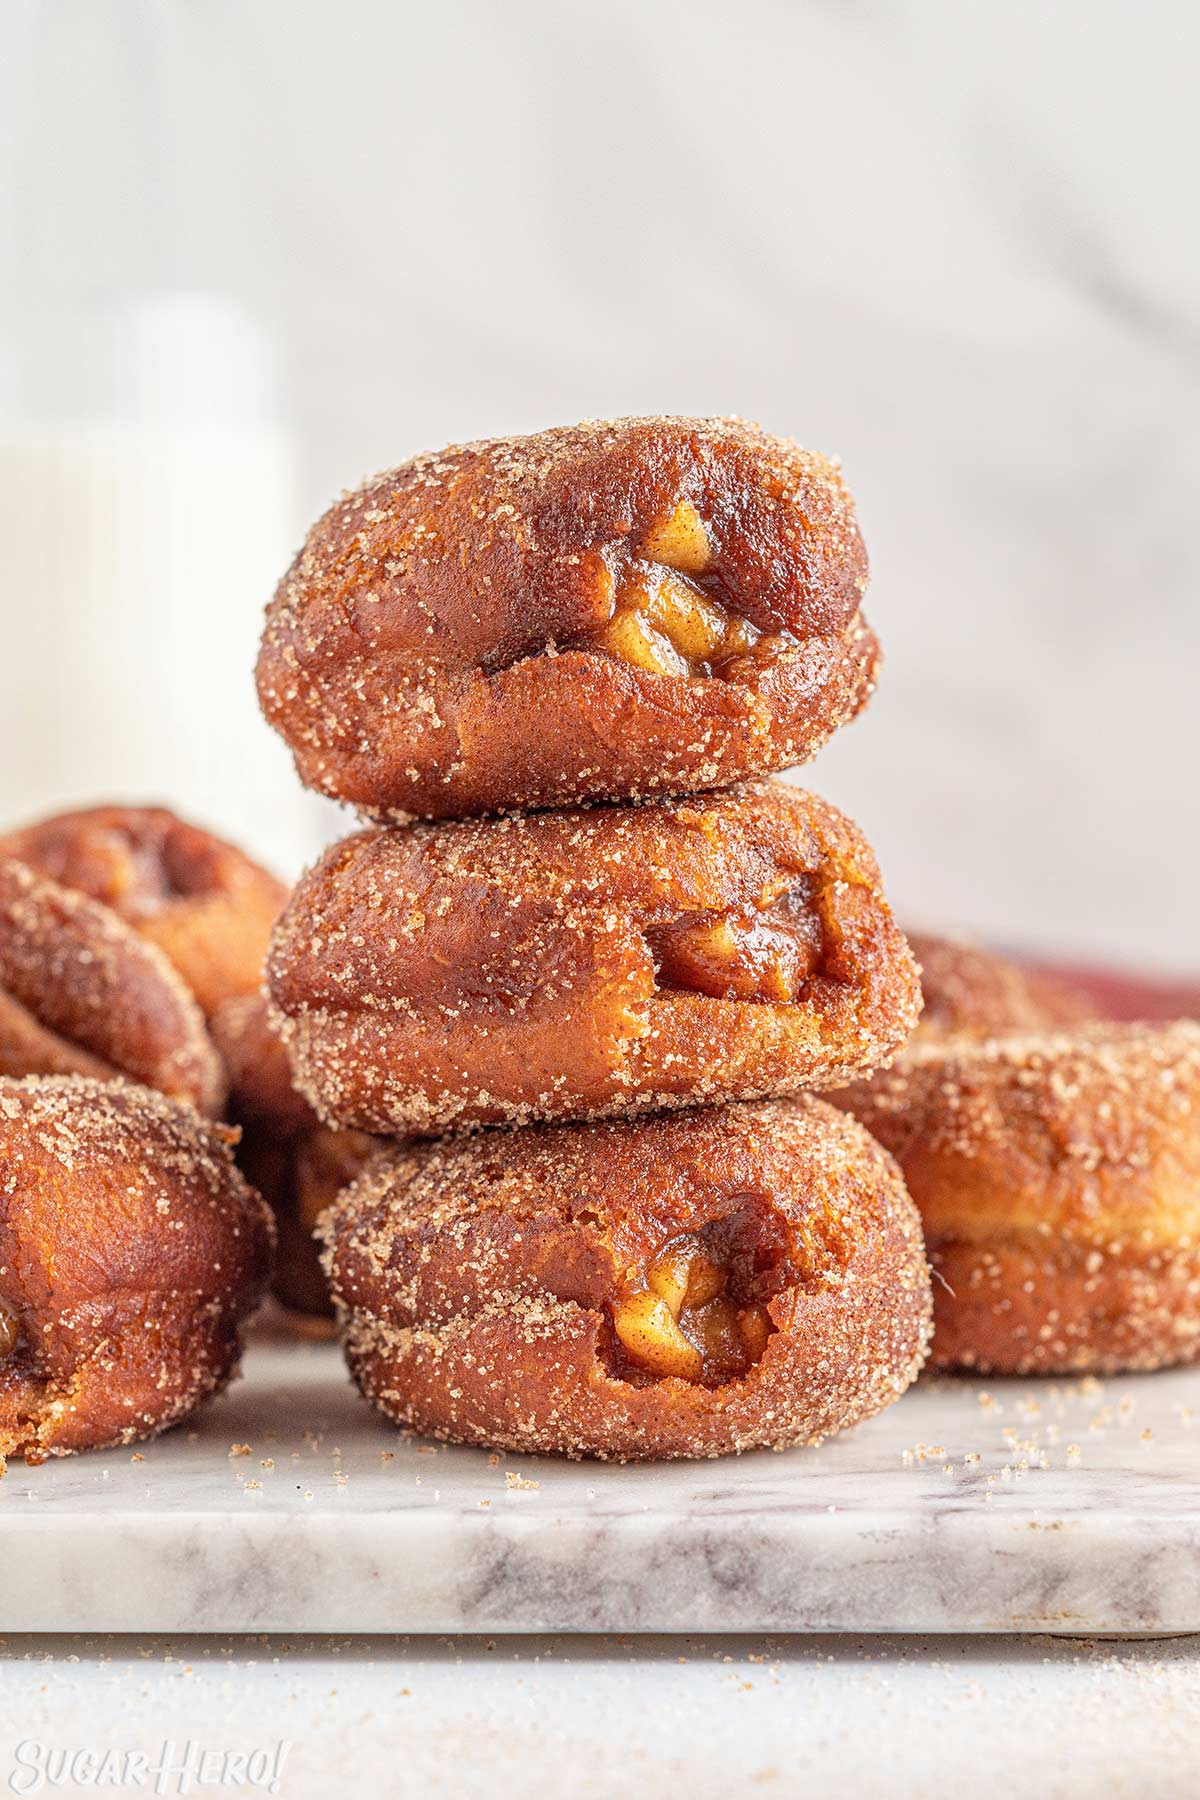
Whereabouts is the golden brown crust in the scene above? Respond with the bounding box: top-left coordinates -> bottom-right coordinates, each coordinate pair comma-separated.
267,780 -> 921,1133
0,859 -> 226,1117
324,1097 -> 932,1460
907,933 -> 1094,1044
0,805 -> 287,1019
256,415 -> 878,818
0,1076 -> 274,1460
835,1022 -> 1200,1374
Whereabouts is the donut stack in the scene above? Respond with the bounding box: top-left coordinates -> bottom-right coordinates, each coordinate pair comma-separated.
256,415 -> 934,1460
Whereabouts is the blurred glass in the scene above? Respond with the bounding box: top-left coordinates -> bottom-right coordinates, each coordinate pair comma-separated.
0,289 -> 321,876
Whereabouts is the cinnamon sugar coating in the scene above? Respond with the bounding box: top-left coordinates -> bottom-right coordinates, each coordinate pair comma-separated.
0,805 -> 287,1019
0,1076 -> 274,1460
267,780 -> 921,1134
256,415 -> 878,819
323,1097 -> 932,1460
0,858 -> 226,1117
836,1022 -> 1200,1374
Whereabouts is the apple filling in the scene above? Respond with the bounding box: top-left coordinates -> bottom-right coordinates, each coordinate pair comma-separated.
647,881 -> 823,1004
610,1231 -> 774,1386
587,500 -> 795,679
0,1303 -> 19,1359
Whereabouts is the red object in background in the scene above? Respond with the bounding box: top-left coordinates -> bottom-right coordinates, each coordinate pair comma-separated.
1018,958 -> 1200,1023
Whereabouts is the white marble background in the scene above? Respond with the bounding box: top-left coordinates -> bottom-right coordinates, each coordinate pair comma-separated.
2,0 -> 1197,969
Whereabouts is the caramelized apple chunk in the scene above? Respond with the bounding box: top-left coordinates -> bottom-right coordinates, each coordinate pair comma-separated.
610,1290 -> 703,1381
0,1303 -> 18,1359
648,882 -> 824,1005
640,499 -> 711,575
611,1231 -> 774,1387
586,497 -> 796,680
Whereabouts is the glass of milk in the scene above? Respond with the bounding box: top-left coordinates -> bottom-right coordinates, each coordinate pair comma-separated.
0,289 -> 328,879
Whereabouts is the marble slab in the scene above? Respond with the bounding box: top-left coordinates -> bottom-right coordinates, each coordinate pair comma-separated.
2,1338 -> 1197,1636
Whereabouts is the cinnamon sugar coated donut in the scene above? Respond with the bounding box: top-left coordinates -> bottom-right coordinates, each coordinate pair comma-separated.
210,991 -> 318,1138
0,1077 -> 274,1461
278,1127 -> 377,1318
907,933 -> 1093,1044
239,1121 -> 376,1321
212,993 -> 375,1319
324,1097 -> 932,1460
256,415 -> 878,818
267,780 -> 920,1133
836,1022 -> 1200,1374
0,858 -> 226,1116
0,805 -> 288,1018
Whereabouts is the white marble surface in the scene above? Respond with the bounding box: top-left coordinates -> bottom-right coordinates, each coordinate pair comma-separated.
3,1340 -> 1198,1637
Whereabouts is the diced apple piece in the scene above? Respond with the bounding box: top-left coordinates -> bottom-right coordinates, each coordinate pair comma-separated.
682,1252 -> 727,1309
644,574 -> 730,662
688,1296 -> 745,1374
611,1290 -> 703,1380
737,1304 -> 773,1363
646,1242 -> 694,1316
647,1235 -> 728,1316
596,608 -> 690,678
641,499 -> 711,576
719,616 -> 762,660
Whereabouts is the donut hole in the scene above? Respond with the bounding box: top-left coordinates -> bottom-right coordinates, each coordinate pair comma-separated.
607,1203 -> 791,1387
584,499 -> 797,681
647,879 -> 824,1004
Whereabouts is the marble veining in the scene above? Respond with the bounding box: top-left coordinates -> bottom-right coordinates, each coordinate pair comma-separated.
1,1340 -> 1198,1634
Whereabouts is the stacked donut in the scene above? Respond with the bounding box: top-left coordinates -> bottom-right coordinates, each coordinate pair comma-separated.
254,415 -> 934,1459
0,806 -> 282,1460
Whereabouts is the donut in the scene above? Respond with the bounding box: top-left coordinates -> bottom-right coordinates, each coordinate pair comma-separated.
210,990 -> 318,1138
906,933 -> 1093,1044
274,1127 -> 377,1320
237,1122 -> 375,1324
0,805 -> 287,1018
835,1021 -> 1200,1375
212,992 -> 374,1320
256,415 -> 878,819
0,858 -> 226,1116
267,780 -> 921,1134
0,1076 -> 274,1461
323,1096 -> 932,1460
